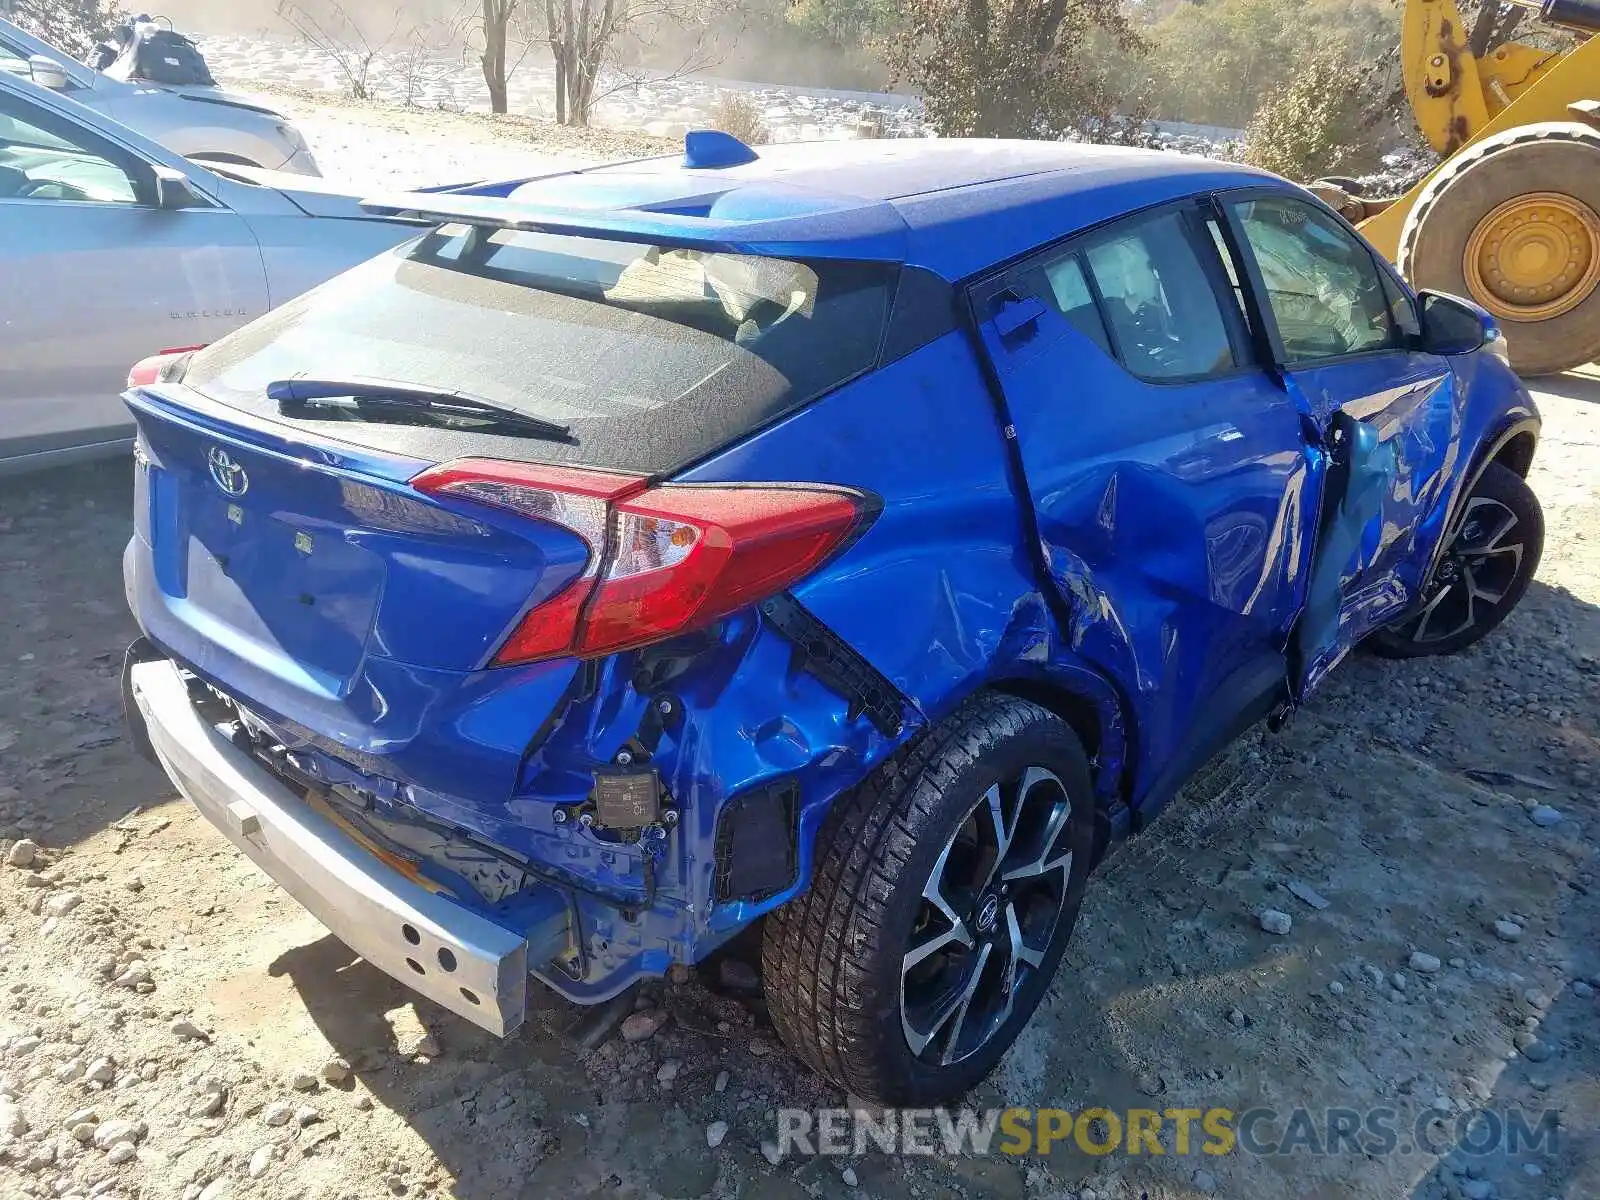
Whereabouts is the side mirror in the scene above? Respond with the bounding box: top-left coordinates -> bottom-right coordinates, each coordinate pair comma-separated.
28,55 -> 69,91
1419,290 -> 1499,356
152,165 -> 204,210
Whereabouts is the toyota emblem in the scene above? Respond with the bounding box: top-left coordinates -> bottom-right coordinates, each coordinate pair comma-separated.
207,447 -> 249,498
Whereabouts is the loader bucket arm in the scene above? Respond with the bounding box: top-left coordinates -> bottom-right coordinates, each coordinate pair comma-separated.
1401,0 -> 1571,157
1359,33 -> 1600,261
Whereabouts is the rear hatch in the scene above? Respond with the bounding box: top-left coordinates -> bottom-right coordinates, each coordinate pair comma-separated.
125,388 -> 594,807
125,222 -> 895,813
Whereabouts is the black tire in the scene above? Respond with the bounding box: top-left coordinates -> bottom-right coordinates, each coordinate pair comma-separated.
1370,462 -> 1543,658
761,692 -> 1095,1104
1398,122 -> 1600,377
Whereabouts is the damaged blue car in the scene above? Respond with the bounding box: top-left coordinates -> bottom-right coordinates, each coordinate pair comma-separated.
121,134 -> 1542,1103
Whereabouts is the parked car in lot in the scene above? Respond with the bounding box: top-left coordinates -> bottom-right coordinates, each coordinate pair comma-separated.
0,69 -> 425,476
120,135 -> 1542,1103
0,16 -> 317,174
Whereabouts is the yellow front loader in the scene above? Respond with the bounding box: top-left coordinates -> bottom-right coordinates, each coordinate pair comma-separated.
1309,0 -> 1600,375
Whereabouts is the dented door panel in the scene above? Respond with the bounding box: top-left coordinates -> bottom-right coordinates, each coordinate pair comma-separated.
1279,352 -> 1462,687
975,297 -> 1317,809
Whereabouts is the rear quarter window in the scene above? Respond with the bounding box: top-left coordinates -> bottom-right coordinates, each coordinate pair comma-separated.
1081,210 -> 1236,381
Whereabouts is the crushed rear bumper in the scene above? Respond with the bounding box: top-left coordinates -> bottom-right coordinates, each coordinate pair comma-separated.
127,657 -> 552,1035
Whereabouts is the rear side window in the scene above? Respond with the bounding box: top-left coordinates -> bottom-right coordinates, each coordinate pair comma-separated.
1038,252 -> 1113,355
1081,210 -> 1236,381
184,226 -> 898,473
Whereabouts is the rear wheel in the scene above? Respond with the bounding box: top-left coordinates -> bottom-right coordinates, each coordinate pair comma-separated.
1371,463 -> 1543,657
762,693 -> 1095,1104
1398,122 -> 1600,377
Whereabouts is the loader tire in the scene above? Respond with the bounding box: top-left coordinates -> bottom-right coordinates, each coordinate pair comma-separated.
1399,121 -> 1600,377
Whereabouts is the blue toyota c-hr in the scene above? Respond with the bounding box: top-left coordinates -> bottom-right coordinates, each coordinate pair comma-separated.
120,134 -> 1542,1103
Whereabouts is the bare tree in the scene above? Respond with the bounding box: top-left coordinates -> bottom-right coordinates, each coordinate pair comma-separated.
276,0 -> 404,100
396,23 -> 446,108
708,91 -> 767,143
885,0 -> 1145,140
8,0 -> 122,58
479,0 -> 515,113
526,0 -> 736,127
461,0 -> 538,114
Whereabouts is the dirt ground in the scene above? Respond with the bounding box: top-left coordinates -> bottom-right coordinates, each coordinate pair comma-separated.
1,99 -> 1598,1200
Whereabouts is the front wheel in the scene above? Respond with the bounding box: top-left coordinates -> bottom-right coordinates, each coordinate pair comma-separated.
1371,462 -> 1543,657
762,693 -> 1096,1104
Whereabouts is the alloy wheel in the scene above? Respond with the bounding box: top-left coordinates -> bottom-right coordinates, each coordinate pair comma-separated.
1407,495 -> 1525,645
900,766 -> 1074,1066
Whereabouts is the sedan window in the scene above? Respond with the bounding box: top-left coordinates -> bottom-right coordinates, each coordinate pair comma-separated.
0,98 -> 138,204
1229,196 -> 1397,362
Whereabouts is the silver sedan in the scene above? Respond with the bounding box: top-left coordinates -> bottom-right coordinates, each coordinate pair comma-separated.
0,70 -> 428,476
0,17 -> 317,175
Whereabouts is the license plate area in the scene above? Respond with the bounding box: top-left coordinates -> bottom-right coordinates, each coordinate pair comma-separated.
183,494 -> 384,684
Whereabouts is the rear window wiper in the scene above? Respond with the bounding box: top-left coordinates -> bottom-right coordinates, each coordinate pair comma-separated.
268,376 -> 573,442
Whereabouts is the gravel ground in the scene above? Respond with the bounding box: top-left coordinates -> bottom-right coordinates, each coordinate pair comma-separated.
0,103 -> 1597,1200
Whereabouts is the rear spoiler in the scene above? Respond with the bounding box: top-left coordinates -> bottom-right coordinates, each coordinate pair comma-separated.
359,190 -> 743,253
357,187 -> 912,264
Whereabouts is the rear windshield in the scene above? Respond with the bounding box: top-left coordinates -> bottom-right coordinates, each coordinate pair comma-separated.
185,226 -> 897,473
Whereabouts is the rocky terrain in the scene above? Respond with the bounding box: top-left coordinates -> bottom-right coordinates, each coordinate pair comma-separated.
0,104 -> 1596,1200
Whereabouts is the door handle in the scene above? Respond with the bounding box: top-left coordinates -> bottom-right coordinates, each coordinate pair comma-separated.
992,291 -> 1048,345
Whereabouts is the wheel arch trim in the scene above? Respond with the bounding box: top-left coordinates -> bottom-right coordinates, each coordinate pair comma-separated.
1420,414 -> 1541,597
982,662 -> 1135,863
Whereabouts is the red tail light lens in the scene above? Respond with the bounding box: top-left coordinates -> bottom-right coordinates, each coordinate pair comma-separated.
411,459 -> 647,664
412,459 -> 868,666
578,486 -> 865,657
127,346 -> 207,388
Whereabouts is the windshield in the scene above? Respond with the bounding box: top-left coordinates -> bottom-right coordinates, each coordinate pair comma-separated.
185,225 -> 898,473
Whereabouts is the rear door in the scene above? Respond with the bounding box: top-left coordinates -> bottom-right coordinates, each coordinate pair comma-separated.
0,83 -> 267,469
1220,192 -> 1461,691
973,200 -> 1323,807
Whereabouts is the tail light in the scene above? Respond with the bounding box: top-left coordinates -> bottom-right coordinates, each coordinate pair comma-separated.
127,346 -> 206,388
412,458 -> 870,666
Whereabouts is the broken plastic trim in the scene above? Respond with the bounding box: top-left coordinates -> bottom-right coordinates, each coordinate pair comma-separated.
758,593 -> 908,736
713,779 -> 800,902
